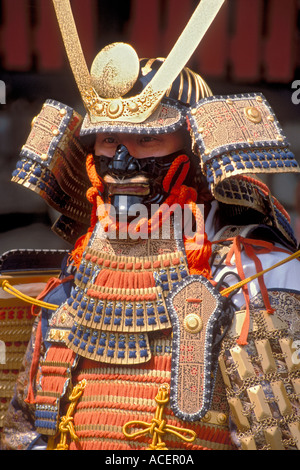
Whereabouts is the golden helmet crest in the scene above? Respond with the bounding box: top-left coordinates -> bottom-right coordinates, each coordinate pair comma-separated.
52,0 -> 224,129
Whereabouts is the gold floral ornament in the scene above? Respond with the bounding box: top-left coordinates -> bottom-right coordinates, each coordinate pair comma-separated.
122,384 -> 196,450
52,0 -> 225,124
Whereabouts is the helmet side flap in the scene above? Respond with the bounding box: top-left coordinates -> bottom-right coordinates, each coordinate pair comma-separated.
11,100 -> 92,244
188,93 -> 300,246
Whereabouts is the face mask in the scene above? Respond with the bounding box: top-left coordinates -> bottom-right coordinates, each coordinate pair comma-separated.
93,144 -> 196,217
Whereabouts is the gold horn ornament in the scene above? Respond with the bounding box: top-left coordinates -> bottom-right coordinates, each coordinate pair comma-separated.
52,0 -> 225,124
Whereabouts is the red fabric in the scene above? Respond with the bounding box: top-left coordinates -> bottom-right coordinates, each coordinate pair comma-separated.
128,0 -> 161,57
196,1 -> 229,78
264,0 -> 297,82
34,1 -> 64,70
1,0 -> 31,70
229,0 -> 263,82
71,0 -> 97,66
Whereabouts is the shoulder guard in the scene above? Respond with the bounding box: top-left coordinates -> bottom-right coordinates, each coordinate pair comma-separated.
11,100 -> 91,245
188,93 -> 299,247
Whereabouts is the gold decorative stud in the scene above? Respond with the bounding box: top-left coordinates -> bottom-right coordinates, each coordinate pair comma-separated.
217,413 -> 228,425
40,153 -> 48,161
201,412 -> 211,423
59,330 -> 66,341
267,115 -> 274,122
247,138 -> 254,144
183,313 -> 203,334
128,101 -> 139,113
49,329 -> 56,340
94,103 -> 104,114
60,313 -> 67,324
255,96 -> 263,103
59,108 -> 67,116
107,100 -> 124,119
244,106 -> 262,124
52,129 -> 60,136
226,98 -> 233,105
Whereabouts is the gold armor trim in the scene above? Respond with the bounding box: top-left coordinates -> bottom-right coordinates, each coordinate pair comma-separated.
240,436 -> 257,450
254,339 -> 277,374
219,290 -> 300,450
263,426 -> 285,451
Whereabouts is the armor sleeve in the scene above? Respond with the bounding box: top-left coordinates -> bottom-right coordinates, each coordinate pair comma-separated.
0,256 -> 74,450
218,289 -> 300,450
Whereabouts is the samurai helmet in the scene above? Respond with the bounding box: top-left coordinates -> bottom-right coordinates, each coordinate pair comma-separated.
52,0 -> 224,136
80,49 -> 213,138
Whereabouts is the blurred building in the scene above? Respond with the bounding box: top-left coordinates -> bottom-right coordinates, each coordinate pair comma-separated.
0,0 -> 299,252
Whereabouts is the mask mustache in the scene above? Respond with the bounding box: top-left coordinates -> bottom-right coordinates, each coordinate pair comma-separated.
103,174 -> 149,185
93,146 -> 195,213
94,145 -> 185,182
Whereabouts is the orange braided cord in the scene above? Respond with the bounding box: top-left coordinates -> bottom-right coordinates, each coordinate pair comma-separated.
71,153 -> 212,278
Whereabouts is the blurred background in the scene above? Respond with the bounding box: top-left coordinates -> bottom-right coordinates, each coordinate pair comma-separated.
0,0 -> 300,254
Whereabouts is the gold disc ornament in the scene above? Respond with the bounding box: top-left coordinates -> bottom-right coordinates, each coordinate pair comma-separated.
90,43 -> 140,99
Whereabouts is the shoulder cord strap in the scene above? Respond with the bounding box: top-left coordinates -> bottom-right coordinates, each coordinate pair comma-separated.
217,237 -> 300,345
